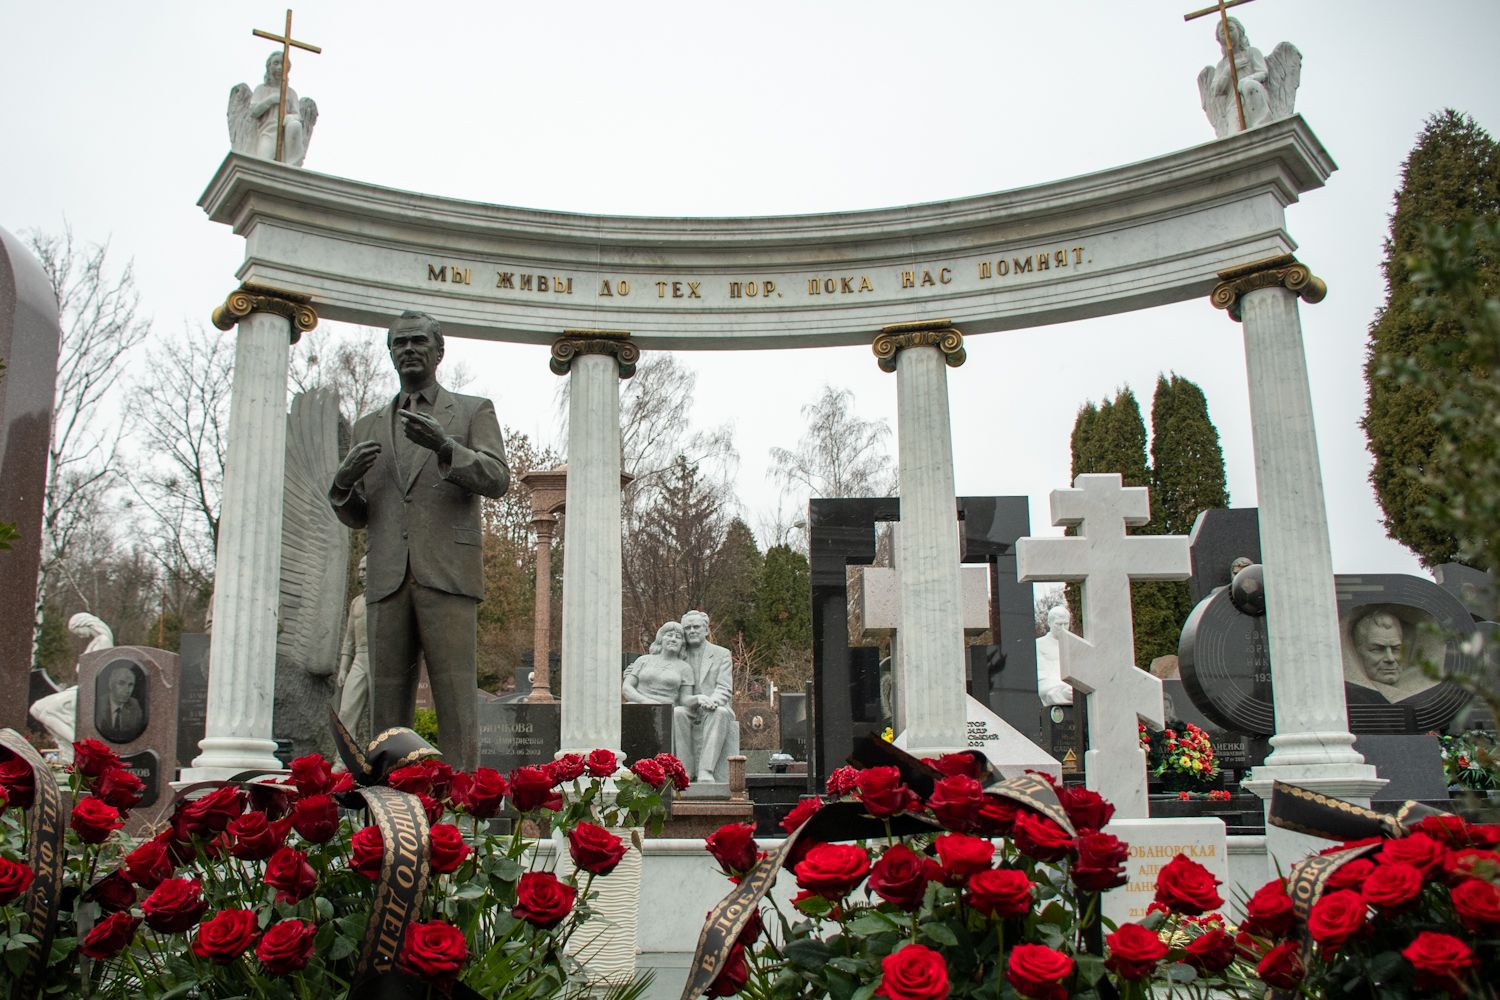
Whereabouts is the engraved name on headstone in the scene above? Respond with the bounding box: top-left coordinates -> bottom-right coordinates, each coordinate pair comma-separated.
76,646 -> 179,809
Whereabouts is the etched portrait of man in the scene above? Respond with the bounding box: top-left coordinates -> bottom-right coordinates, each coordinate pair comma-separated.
94,660 -> 147,744
1341,607 -> 1441,706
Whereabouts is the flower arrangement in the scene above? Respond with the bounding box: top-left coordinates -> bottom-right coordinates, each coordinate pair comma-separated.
1440,730 -> 1500,792
0,732 -> 687,998
1140,722 -> 1220,790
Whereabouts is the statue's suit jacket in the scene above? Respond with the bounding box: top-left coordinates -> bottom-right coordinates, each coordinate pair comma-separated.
329,387 -> 508,602
693,641 -> 735,708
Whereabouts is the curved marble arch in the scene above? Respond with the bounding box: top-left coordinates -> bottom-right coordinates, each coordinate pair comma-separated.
200,116 -> 1333,348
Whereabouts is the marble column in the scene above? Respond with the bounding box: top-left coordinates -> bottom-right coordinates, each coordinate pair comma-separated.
1211,257 -> 1383,868
551,332 -> 637,761
873,322 -> 968,758
184,287 -> 316,779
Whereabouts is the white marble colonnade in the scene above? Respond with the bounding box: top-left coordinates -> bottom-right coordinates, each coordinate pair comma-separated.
185,288 -> 316,779
1212,257 -> 1384,868
873,322 -> 969,759
551,332 -> 638,761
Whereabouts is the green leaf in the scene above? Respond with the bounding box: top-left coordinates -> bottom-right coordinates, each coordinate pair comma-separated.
920,922 -> 958,947
845,912 -> 899,936
783,937 -> 832,971
315,895 -> 335,921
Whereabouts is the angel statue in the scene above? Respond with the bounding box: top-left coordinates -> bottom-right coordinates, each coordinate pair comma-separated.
1197,17 -> 1301,139
227,51 -> 319,165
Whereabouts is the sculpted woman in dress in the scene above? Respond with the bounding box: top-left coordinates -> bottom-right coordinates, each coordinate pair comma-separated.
622,621 -> 694,705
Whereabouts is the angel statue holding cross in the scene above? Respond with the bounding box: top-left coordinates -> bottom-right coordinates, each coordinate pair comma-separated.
227,12 -> 322,166
1195,14 -> 1301,139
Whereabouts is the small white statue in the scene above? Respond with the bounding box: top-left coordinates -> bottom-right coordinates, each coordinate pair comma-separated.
337,557 -> 370,736
28,613 -> 116,763
228,51 -> 319,166
1197,16 -> 1301,139
1035,604 -> 1075,708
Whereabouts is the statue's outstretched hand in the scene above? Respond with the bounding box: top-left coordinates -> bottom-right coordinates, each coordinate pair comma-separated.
334,441 -> 381,490
398,410 -> 449,452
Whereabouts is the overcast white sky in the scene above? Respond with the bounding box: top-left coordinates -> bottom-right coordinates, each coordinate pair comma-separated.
3,2 -> 1497,576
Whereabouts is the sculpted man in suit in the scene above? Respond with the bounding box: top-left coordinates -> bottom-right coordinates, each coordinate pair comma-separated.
680,610 -> 736,783
329,311 -> 509,769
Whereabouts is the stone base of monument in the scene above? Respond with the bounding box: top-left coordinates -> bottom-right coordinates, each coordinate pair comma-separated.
1100,817 -> 1229,928
658,756 -> 754,837
1148,792 -> 1266,835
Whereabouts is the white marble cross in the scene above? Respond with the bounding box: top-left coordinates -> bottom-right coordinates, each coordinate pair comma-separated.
1015,474 -> 1191,818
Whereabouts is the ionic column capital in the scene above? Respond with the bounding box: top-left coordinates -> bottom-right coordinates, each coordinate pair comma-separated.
211,284 -> 318,343
550,329 -> 638,378
872,320 -> 966,373
1210,254 -> 1327,322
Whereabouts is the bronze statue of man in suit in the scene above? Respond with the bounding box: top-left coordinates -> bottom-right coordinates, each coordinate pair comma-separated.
329,311 -> 508,768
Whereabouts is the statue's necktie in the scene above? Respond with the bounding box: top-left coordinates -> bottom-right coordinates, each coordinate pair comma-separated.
397,395 -> 419,484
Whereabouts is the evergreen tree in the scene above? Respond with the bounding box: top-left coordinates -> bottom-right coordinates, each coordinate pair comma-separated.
752,544 -> 812,688
1362,109 -> 1500,568
704,518 -> 763,646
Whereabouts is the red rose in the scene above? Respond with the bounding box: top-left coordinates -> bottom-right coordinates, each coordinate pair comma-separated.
192,908 -> 259,964
1105,922 -> 1168,980
1411,814 -> 1471,847
973,795 -> 1018,837
124,837 -> 174,888
142,877 -> 206,933
1012,810 -> 1073,863
794,842 -> 871,899
330,772 -> 355,794
452,768 -> 508,819
1377,832 -> 1445,877
934,833 -> 994,884
780,797 -> 822,834
1184,927 -> 1236,974
548,753 -> 586,784
856,766 -> 919,818
564,821 -> 624,876
0,857 -> 35,904
1057,786 -> 1114,833
71,795 -> 124,844
1443,847 -> 1500,883
1241,878 -> 1294,938
422,760 -> 454,802
1153,854 -> 1223,916
585,749 -> 618,778
174,785 -> 246,839
256,918 -> 317,975
925,753 -> 982,779
93,767 -> 145,810
351,824 -> 384,879
510,765 -> 564,811
400,919 -> 468,980
706,942 -> 750,997
428,823 -> 472,874
87,871 -> 137,913
706,822 -> 760,875
288,753 -> 333,796
386,764 -> 434,796
654,753 -> 691,791
868,844 -> 930,911
875,943 -> 950,1000
823,766 -> 856,797
928,775 -> 984,832
80,912 -> 140,959
72,738 -> 121,779
1306,889 -> 1367,950
966,867 -> 1033,918
0,754 -> 35,809
513,870 -> 576,928
629,757 -> 668,790
265,846 -> 318,903
1256,940 -> 1305,989
1071,831 -> 1129,892
1361,861 -> 1423,911
290,793 -> 340,843
1402,931 -> 1475,992
227,811 -> 283,861
1005,943 -> 1074,1000
1324,857 -> 1375,892
1450,877 -> 1500,931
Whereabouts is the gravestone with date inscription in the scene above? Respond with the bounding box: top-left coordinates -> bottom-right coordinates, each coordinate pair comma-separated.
176,633 -> 211,769
477,701 -> 561,774
77,646 -> 178,811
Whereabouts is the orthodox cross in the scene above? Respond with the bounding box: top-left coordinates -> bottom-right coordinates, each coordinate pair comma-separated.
252,9 -> 322,163
1184,0 -> 1259,132
1016,474 -> 1191,819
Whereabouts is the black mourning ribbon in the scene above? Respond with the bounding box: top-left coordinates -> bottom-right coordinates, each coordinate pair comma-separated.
0,729 -> 69,1000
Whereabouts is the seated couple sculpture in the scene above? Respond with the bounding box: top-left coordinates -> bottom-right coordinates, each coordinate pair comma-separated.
622,610 -> 738,783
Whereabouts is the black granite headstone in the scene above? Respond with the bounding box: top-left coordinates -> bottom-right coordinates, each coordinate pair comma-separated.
176,633 -> 210,769
1355,734 -> 1449,804
1041,705 -> 1085,776
477,701 -> 561,773
517,652 -> 561,698
621,703 -> 672,764
119,750 -> 163,810
1186,508 -> 1262,607
1160,679 -> 1266,772
808,496 -> 1037,791
778,692 -> 808,762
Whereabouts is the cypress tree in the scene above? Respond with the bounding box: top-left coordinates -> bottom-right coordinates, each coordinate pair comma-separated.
705,518 -> 763,646
1362,110 -> 1500,567
752,544 -> 812,684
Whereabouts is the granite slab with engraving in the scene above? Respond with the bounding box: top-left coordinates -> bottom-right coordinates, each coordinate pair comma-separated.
477,701 -> 561,774
1101,817 -> 1229,926
77,646 -> 179,811
176,633 -> 210,769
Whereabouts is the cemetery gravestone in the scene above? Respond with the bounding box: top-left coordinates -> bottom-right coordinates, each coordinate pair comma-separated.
477,701 -> 561,774
778,692 -> 808,763
621,703 -> 673,767
1101,817 -> 1230,926
76,646 -> 179,810
177,633 -> 211,769
0,227 -> 60,733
